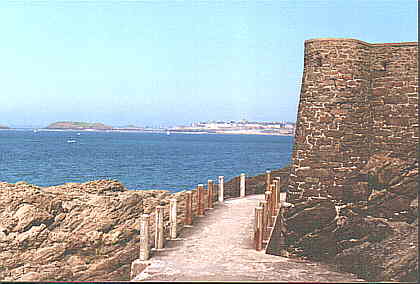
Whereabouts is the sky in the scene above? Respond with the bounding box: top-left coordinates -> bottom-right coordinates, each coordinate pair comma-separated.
0,0 -> 417,128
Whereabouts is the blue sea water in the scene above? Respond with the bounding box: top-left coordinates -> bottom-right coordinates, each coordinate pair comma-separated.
0,130 -> 293,192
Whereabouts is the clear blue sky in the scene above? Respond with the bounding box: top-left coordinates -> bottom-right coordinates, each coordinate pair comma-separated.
0,0 -> 417,128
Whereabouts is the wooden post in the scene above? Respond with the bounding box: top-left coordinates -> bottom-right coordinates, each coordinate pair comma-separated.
254,207 -> 263,251
139,214 -> 150,261
271,183 -> 278,211
218,176 -> 224,203
197,184 -> 205,216
155,206 -> 164,249
265,170 -> 272,192
272,184 -> 277,218
185,191 -> 193,225
169,199 -> 177,239
240,173 -> 246,197
259,200 -> 268,241
280,191 -> 287,204
275,177 -> 281,209
207,180 -> 214,209
192,189 -> 197,216
265,191 -> 273,227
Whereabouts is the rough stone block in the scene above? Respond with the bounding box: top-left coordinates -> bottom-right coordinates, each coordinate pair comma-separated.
130,259 -> 151,280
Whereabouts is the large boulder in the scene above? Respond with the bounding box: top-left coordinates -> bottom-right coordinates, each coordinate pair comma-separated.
286,197 -> 336,236
0,180 -> 182,281
13,204 -> 53,233
335,221 -> 418,282
285,154 -> 418,282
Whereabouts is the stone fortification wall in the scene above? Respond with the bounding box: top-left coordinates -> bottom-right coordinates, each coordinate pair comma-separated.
370,44 -> 419,159
288,38 -> 418,201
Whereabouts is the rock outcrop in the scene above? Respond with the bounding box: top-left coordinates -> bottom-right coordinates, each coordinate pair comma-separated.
284,154 -> 418,282
0,180 -> 187,281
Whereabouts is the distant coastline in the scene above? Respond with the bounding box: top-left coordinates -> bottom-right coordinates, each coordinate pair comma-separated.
5,120 -> 296,136
29,128 -> 294,136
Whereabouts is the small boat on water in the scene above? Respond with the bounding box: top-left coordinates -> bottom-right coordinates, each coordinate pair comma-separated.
77,133 -> 81,136
67,140 -> 76,143
166,130 -> 170,135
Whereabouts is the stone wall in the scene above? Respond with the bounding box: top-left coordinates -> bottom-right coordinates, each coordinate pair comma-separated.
288,38 -> 418,201
370,44 -> 419,159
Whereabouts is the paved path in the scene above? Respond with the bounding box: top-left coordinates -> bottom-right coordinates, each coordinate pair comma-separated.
133,194 -> 365,282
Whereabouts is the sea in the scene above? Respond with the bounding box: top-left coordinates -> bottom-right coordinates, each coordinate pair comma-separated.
0,130 -> 293,192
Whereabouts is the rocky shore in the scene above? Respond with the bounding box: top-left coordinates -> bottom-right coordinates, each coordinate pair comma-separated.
0,171 -> 273,282
283,153 -> 418,282
0,156 -> 417,282
0,165 -> 292,281
0,180 -> 191,281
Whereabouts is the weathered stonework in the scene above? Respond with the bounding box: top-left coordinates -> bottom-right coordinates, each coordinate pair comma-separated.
288,38 -> 418,201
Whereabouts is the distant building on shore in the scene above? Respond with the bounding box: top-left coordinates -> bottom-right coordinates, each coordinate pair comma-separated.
174,120 -> 295,135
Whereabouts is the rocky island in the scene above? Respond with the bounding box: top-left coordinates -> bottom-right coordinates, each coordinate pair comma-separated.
0,124 -> 10,129
46,122 -> 113,131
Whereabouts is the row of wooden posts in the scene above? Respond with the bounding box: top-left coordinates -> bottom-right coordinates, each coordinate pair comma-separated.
138,173 -> 249,261
254,170 -> 287,251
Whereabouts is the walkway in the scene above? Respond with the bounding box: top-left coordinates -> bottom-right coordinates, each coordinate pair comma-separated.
133,194 -> 365,282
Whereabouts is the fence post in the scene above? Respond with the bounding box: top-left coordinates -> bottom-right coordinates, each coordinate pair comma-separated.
275,177 -> 281,209
139,214 -> 150,261
155,206 -> 164,249
280,191 -> 287,204
218,176 -> 224,203
254,207 -> 263,251
240,173 -> 246,197
197,184 -> 205,216
185,191 -> 193,225
207,180 -> 214,209
259,200 -> 268,242
265,191 -> 273,227
271,183 -> 278,211
265,170 -> 272,192
170,199 -> 177,239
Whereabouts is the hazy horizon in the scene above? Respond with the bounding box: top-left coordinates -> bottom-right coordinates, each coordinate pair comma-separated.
1,0 -> 417,128
4,118 -> 297,129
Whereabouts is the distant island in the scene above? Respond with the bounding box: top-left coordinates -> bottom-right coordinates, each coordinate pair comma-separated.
39,120 -> 296,136
0,124 -> 10,129
46,121 -> 113,130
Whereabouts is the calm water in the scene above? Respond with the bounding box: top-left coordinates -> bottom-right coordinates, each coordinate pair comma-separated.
0,130 -> 293,192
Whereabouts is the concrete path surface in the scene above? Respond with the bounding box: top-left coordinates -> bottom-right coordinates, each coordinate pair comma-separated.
133,194 -> 365,282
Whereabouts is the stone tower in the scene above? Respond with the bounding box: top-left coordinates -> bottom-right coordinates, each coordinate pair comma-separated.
288,38 -> 418,201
